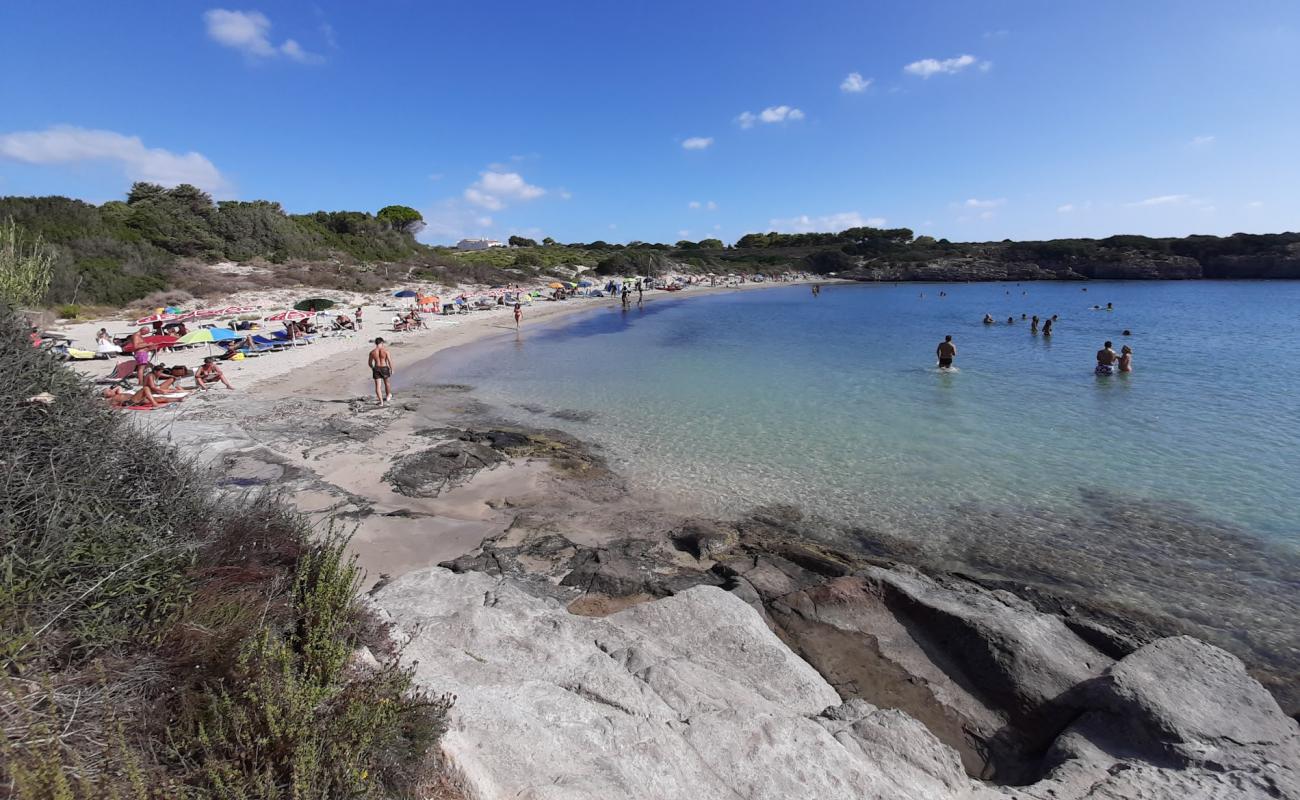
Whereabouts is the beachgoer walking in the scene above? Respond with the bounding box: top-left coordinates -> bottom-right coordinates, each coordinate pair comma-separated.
936,335 -> 957,369
129,328 -> 151,383
621,286 -> 630,307
513,302 -> 522,328
355,306 -> 364,329
1095,341 -> 1119,375
369,337 -> 393,404
637,283 -> 644,304
1118,345 -> 1133,373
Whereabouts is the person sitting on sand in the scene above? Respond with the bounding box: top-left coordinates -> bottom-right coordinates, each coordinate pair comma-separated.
1095,341 -> 1119,375
369,337 -> 393,405
936,335 -> 957,369
194,357 -> 234,390
983,314 -> 994,324
1118,345 -> 1133,373
144,364 -> 186,396
103,385 -> 166,408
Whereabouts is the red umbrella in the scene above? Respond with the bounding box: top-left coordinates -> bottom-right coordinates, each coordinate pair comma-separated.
219,305 -> 258,315
122,335 -> 179,354
264,310 -> 316,322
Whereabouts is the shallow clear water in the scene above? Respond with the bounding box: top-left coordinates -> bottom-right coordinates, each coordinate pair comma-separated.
419,281 -> 1300,696
427,281 -> 1300,547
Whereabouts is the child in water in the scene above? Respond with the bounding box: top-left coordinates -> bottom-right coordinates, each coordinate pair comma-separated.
1119,345 -> 1133,372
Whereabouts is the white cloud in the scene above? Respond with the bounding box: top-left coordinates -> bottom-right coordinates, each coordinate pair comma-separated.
688,201 -> 701,209
768,212 -> 886,233
0,125 -> 229,194
1057,204 -> 1075,214
963,197 -> 1005,209
737,106 -> 804,128
983,29 -> 1010,39
1128,194 -> 1189,207
688,200 -> 718,211
840,72 -> 872,93
677,229 -> 691,239
420,199 -> 493,241
1247,200 -> 1264,208
904,54 -> 979,78
1188,134 -> 1216,147
557,189 -> 573,200
203,9 -> 322,63
682,136 -> 713,150
464,170 -> 546,210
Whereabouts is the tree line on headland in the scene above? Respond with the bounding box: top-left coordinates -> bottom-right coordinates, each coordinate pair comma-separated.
2,184 -> 1297,309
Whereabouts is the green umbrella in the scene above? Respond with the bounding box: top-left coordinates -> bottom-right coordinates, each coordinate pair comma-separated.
293,298 -> 336,311
177,328 -> 240,345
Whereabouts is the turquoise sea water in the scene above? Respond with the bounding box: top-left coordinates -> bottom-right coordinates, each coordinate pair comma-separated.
420,281 -> 1300,690
429,281 -> 1299,543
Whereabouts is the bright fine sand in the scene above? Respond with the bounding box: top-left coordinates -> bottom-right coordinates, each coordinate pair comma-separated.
56,281 -> 801,586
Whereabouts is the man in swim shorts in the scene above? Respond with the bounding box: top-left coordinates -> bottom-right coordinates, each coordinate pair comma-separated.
1095,340 -> 1119,375
936,335 -> 957,369
369,337 -> 393,404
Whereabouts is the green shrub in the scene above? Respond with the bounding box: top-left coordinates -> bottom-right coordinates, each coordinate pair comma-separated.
0,306 -> 452,798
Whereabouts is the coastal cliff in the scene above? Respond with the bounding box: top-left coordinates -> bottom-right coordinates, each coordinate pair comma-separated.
837,246 -> 1300,282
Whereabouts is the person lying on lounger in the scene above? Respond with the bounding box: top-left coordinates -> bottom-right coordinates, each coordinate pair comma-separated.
194,357 -> 234,390
102,385 -> 168,408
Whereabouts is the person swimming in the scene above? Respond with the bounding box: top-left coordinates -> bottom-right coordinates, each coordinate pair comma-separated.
983,314 -> 994,324
1007,316 -> 1014,324
1095,340 -> 1119,375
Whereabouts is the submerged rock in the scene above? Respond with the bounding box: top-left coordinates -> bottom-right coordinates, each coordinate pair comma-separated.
383,441 -> 504,498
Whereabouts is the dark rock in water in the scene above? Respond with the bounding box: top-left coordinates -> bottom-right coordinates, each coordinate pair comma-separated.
383,441 -> 504,498
670,520 -> 739,560
458,428 -> 534,452
550,408 -> 598,423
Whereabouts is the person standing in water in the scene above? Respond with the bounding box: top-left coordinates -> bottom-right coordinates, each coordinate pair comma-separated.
1042,318 -> 1053,336
1030,315 -> 1039,333
368,337 -> 393,404
1118,345 -> 1133,372
513,302 -> 522,328
1095,340 -> 1119,375
936,335 -> 957,369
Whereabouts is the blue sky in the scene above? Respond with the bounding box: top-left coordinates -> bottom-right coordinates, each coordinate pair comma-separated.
2,1 -> 1298,245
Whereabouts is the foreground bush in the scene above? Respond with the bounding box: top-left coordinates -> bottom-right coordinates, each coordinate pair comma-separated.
0,306 -> 451,798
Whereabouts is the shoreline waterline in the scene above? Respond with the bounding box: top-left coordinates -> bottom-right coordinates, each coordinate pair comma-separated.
407,279 -> 1300,708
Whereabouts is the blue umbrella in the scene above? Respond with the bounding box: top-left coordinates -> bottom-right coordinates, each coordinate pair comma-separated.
577,280 -> 594,287
394,289 -> 418,298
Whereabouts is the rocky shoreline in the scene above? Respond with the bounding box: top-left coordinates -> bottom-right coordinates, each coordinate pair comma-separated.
162,383 -> 1299,797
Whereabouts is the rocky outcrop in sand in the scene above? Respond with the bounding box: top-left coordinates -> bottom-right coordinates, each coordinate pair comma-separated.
376,568 -> 1299,800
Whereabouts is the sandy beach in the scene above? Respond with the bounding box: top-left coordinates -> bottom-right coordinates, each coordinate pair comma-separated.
54,279 -> 809,589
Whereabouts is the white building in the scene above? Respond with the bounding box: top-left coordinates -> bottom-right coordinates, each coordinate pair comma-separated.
456,238 -> 506,251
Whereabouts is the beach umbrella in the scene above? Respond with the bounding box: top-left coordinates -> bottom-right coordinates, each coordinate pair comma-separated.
135,311 -> 193,326
394,289 -> 419,298
264,309 -> 316,322
293,297 -> 336,311
123,335 -> 179,354
548,282 -> 565,289
577,280 -> 593,287
177,328 -> 240,345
